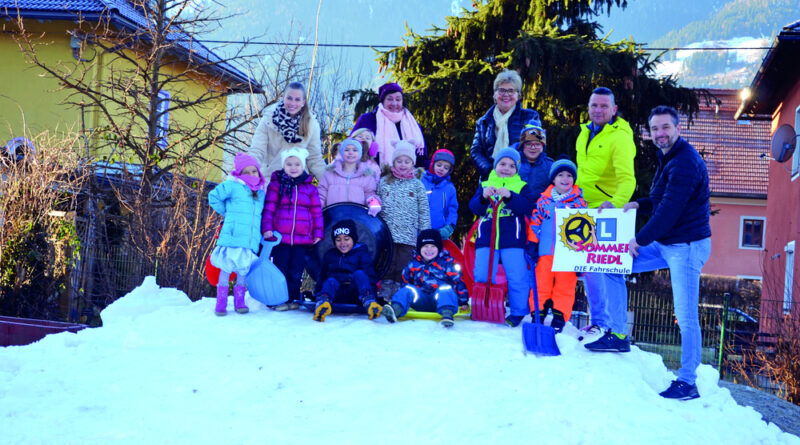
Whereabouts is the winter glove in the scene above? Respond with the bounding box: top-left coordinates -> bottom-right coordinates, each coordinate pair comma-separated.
367,197 -> 381,217
439,224 -> 455,240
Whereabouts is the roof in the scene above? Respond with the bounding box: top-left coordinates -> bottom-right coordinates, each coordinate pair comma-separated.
0,0 -> 262,93
735,20 -> 800,120
681,89 -> 769,199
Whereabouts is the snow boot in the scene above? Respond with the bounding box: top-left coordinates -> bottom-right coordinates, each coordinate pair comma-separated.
314,300 -> 332,322
584,330 -> 631,352
659,380 -> 700,401
215,286 -> 229,316
383,303 -> 403,323
440,309 -> 455,328
505,314 -> 524,327
549,309 -> 566,333
378,280 -> 396,302
233,286 -> 249,314
364,299 -> 382,320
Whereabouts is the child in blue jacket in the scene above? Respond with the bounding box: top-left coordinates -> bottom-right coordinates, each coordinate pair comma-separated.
421,149 -> 458,239
469,146 -> 533,327
383,229 -> 469,328
208,153 -> 266,316
529,156 -> 587,332
313,219 -> 381,322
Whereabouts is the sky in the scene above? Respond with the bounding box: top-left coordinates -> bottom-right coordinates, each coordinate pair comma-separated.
1,276 -> 798,444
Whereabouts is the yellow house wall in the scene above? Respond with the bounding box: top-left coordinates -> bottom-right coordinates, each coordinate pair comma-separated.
0,20 -> 227,180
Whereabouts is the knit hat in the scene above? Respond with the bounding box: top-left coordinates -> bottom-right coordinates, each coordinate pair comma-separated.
331,219 -> 358,243
378,82 -> 403,102
493,146 -> 521,170
233,152 -> 261,175
417,229 -> 443,254
520,121 -> 546,144
428,149 -> 456,174
391,140 -> 417,165
281,147 -> 309,171
339,138 -> 363,160
549,154 -> 578,183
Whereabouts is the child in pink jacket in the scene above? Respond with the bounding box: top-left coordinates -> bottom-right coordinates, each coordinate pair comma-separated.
262,147 -> 324,309
318,138 -> 381,216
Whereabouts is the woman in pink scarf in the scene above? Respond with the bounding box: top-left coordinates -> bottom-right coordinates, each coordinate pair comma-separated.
351,82 -> 426,168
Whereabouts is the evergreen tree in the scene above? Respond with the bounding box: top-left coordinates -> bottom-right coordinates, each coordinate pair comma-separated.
348,0 -> 703,235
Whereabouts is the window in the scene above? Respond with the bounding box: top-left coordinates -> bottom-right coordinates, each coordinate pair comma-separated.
156,90 -> 170,149
739,216 -> 765,249
785,241 -> 795,315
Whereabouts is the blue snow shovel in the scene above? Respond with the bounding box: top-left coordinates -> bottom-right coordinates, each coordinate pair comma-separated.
522,253 -> 560,356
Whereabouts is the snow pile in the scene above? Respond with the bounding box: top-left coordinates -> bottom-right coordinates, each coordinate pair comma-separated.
1,277 -> 798,444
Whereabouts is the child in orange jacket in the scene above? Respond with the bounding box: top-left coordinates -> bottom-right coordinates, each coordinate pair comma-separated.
528,156 -> 587,332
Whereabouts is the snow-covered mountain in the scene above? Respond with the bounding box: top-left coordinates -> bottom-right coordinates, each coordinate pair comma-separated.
0,277 -> 798,444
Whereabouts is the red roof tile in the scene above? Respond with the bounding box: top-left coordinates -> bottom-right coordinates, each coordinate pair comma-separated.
680,89 -> 770,198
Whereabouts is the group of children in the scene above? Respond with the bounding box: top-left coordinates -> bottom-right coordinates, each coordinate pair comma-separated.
209,122 -> 588,330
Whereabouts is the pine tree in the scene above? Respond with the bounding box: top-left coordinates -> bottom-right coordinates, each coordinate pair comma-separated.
349,0 -> 702,234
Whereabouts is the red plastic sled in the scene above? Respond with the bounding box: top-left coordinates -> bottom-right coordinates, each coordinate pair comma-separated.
204,222 -> 236,286
443,239 -> 473,292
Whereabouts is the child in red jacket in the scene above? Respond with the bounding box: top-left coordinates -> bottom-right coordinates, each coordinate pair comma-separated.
262,147 -> 324,310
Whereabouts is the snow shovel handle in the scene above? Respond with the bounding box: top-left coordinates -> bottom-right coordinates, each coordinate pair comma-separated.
524,252 -> 542,325
484,198 -> 502,302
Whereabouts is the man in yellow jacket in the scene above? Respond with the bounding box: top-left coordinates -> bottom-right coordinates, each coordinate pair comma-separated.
574,87 -> 636,349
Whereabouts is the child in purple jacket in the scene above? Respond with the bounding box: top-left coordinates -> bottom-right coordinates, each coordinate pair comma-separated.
262,148 -> 324,310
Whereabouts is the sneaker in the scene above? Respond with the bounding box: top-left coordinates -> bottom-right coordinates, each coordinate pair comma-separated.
440,309 -> 455,328
269,303 -> 291,312
366,300 -> 383,320
505,314 -> 524,328
584,330 -> 631,352
577,324 -> 604,341
314,301 -> 331,322
383,304 -> 397,323
659,380 -> 700,401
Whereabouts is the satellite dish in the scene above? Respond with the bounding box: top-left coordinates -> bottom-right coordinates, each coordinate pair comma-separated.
771,124 -> 798,163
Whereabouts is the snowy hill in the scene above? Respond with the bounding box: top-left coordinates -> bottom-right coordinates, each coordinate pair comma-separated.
1,277 -> 798,444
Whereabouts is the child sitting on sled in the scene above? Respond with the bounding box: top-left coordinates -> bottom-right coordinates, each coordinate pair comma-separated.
383,229 -> 469,328
528,156 -> 587,332
313,219 -> 381,322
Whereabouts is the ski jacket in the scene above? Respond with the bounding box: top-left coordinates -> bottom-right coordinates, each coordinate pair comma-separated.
529,184 -> 588,256
470,103 -> 540,180
421,171 -> 458,231
318,159 -> 380,208
635,137 -> 711,246
469,172 -> 532,250
575,117 -> 636,208
261,171 -> 324,246
208,178 -> 266,253
317,243 -> 376,290
402,249 -> 468,306
378,168 -> 431,246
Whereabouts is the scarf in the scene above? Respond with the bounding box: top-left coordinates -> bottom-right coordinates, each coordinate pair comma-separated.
375,103 -> 425,166
235,173 -> 265,192
272,102 -> 303,144
391,166 -> 415,180
551,188 -> 569,202
492,105 -> 514,159
276,170 -> 309,202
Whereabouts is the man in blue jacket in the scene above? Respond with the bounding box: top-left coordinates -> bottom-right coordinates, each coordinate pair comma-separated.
585,106 -> 711,401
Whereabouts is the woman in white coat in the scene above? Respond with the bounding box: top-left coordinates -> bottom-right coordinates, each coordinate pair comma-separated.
247,82 -> 326,180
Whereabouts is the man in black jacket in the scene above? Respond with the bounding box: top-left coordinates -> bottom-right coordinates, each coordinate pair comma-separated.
585,106 -> 711,401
